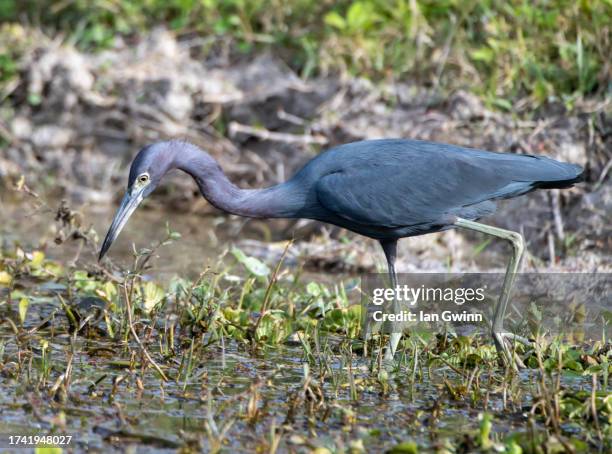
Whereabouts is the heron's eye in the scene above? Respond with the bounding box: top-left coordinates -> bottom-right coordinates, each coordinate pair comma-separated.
137,174 -> 149,184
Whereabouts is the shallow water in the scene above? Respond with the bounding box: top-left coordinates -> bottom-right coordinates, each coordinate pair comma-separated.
0,197 -> 609,452
0,197 -> 257,280
1,266 -> 607,452
0,326 -> 600,453
0,333 -> 551,452
0,196 -> 358,291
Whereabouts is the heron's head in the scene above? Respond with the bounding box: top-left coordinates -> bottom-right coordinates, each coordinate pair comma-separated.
99,142 -> 176,261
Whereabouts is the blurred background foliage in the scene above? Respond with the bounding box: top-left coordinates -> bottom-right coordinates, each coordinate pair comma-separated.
0,0 -> 610,108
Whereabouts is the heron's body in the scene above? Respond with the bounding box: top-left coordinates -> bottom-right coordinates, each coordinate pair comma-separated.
155,139 -> 582,239
274,139 -> 582,239
100,138 -> 583,368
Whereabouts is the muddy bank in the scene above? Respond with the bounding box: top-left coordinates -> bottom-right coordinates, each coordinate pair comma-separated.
0,28 -> 610,271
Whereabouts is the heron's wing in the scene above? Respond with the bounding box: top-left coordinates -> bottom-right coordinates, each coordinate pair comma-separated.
315,147 -> 578,228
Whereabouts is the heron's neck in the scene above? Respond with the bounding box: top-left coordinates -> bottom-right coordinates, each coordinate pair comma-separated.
172,143 -> 305,218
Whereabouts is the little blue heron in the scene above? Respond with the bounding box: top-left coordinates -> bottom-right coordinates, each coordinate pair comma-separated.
99,139 -> 583,366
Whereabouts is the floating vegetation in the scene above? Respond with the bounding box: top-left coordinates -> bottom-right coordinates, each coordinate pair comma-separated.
0,224 -> 609,452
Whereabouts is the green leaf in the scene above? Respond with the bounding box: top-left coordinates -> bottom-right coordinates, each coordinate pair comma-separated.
348,304 -> 362,319
492,98 -> 513,111
102,281 -> 117,302
505,440 -> 522,454
324,11 -> 346,29
19,297 -> 29,324
140,281 -> 165,313
564,359 -> 584,372
231,247 -> 270,277
346,1 -> 374,30
0,271 -> 12,287
479,412 -> 493,449
582,364 -> 603,375
29,251 -> 45,268
470,47 -> 495,63
35,447 -> 63,454
306,282 -> 321,296
388,441 -> 418,454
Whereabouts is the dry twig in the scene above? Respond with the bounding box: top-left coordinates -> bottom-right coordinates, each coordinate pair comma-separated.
229,122 -> 327,145
122,284 -> 169,381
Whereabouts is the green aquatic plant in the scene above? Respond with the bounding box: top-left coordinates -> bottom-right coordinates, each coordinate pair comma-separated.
0,218 -> 609,451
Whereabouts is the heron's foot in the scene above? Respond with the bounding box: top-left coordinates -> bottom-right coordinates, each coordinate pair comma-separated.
493,331 -> 529,370
500,332 -> 533,346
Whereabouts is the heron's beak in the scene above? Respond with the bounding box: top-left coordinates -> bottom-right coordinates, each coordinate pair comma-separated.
98,189 -> 144,261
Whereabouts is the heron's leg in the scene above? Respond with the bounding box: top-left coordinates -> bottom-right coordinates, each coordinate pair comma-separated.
380,240 -> 401,361
454,218 -> 525,368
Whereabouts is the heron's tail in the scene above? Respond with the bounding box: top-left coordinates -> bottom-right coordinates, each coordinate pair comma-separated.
532,160 -> 584,189
491,155 -> 584,200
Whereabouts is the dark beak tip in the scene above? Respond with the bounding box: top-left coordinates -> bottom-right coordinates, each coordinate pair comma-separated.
98,190 -> 142,263
98,237 -> 112,262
